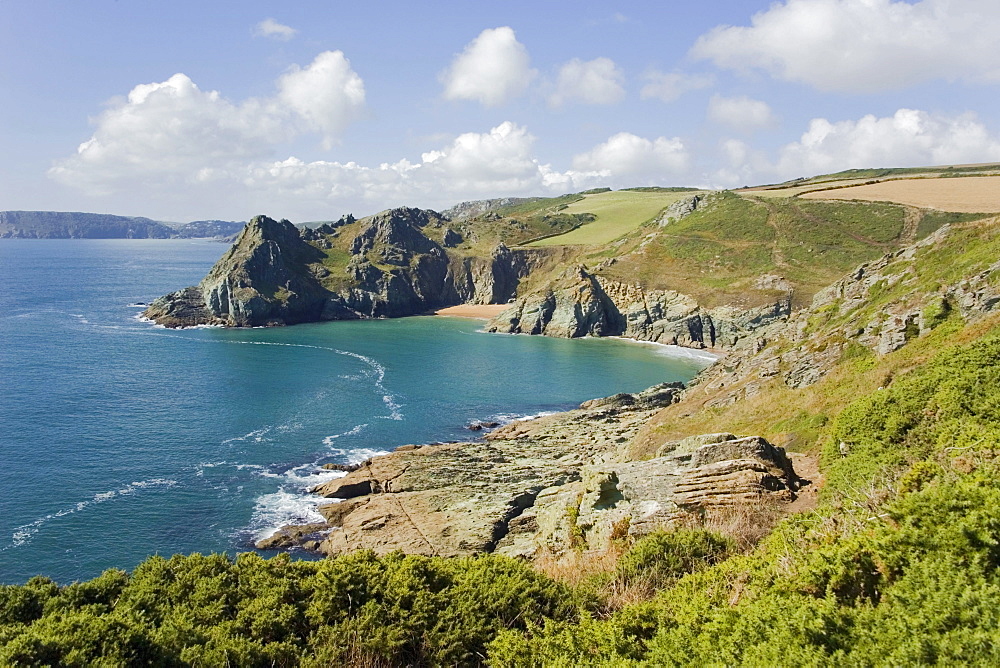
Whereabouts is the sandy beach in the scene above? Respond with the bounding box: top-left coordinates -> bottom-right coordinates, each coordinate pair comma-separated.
432,304 -> 510,319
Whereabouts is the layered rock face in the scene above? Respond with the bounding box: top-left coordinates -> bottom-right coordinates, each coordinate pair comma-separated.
486,266 -> 792,349
447,243 -> 545,305
257,383 -> 805,557
144,209 -> 543,327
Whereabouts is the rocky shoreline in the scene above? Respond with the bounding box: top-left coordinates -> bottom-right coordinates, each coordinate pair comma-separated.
256,381 -> 809,558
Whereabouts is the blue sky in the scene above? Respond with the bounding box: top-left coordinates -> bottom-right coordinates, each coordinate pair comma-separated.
2,0 -> 998,222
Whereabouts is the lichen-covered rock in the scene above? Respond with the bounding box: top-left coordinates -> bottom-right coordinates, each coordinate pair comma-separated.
257,386 -> 802,559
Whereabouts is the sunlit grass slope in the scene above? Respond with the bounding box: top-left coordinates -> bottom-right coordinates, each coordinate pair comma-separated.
527,190 -> 704,247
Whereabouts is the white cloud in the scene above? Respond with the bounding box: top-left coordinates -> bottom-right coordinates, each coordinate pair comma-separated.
708,138 -> 771,188
775,108 -> 1000,176
236,122 -> 604,218
48,74 -> 285,194
276,51 -> 366,147
639,71 -> 714,103
254,18 -> 297,41
549,57 -> 625,108
49,53 -> 366,196
691,0 -> 1000,93
707,95 -> 776,130
441,27 -> 536,107
572,133 -> 691,184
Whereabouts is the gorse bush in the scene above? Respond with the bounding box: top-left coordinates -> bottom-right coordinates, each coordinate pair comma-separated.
0,551 -> 578,667
615,529 -> 733,588
824,335 -> 1000,494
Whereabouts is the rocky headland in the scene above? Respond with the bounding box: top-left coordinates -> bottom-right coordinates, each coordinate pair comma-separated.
143,210 -> 553,327
0,210 -> 245,240
143,203 -> 791,355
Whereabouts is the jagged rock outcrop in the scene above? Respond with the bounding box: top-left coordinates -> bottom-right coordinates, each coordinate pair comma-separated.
654,194 -> 701,226
486,266 -> 792,349
144,209 -> 546,327
257,385 -> 803,558
143,216 -> 331,327
441,197 -> 538,221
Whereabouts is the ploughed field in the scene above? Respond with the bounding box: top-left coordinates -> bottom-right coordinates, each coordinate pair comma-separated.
800,174 -> 1000,213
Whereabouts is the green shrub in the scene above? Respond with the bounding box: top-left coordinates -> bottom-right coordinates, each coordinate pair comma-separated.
0,551 -> 578,667
616,529 -> 733,587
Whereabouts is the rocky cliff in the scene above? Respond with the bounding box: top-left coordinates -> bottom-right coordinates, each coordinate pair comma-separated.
144,209 -> 547,327
143,215 -> 331,327
486,265 -> 792,350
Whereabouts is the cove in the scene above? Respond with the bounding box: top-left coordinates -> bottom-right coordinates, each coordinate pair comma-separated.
0,240 -> 714,583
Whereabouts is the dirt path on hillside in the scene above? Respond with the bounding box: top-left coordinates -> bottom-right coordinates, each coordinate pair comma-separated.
786,452 -> 823,515
901,207 -> 921,245
748,197 -> 789,269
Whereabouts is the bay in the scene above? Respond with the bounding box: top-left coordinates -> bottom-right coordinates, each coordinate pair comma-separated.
0,239 -> 714,584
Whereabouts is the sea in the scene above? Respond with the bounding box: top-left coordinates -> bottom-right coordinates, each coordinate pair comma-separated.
0,239 -> 715,584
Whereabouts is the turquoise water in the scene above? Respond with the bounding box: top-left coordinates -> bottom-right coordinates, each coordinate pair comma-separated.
0,240 -> 714,584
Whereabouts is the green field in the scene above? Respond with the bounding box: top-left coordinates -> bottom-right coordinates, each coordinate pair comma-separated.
526,190 -> 702,247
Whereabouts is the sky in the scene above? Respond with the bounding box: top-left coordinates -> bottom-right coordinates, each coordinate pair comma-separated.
1,0 -> 999,223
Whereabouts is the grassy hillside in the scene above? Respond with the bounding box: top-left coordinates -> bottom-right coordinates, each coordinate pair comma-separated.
582,191 -> 971,308
527,190 -> 703,247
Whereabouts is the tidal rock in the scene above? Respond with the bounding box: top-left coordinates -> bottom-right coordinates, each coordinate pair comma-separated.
255,523 -> 330,550
579,382 -> 684,413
